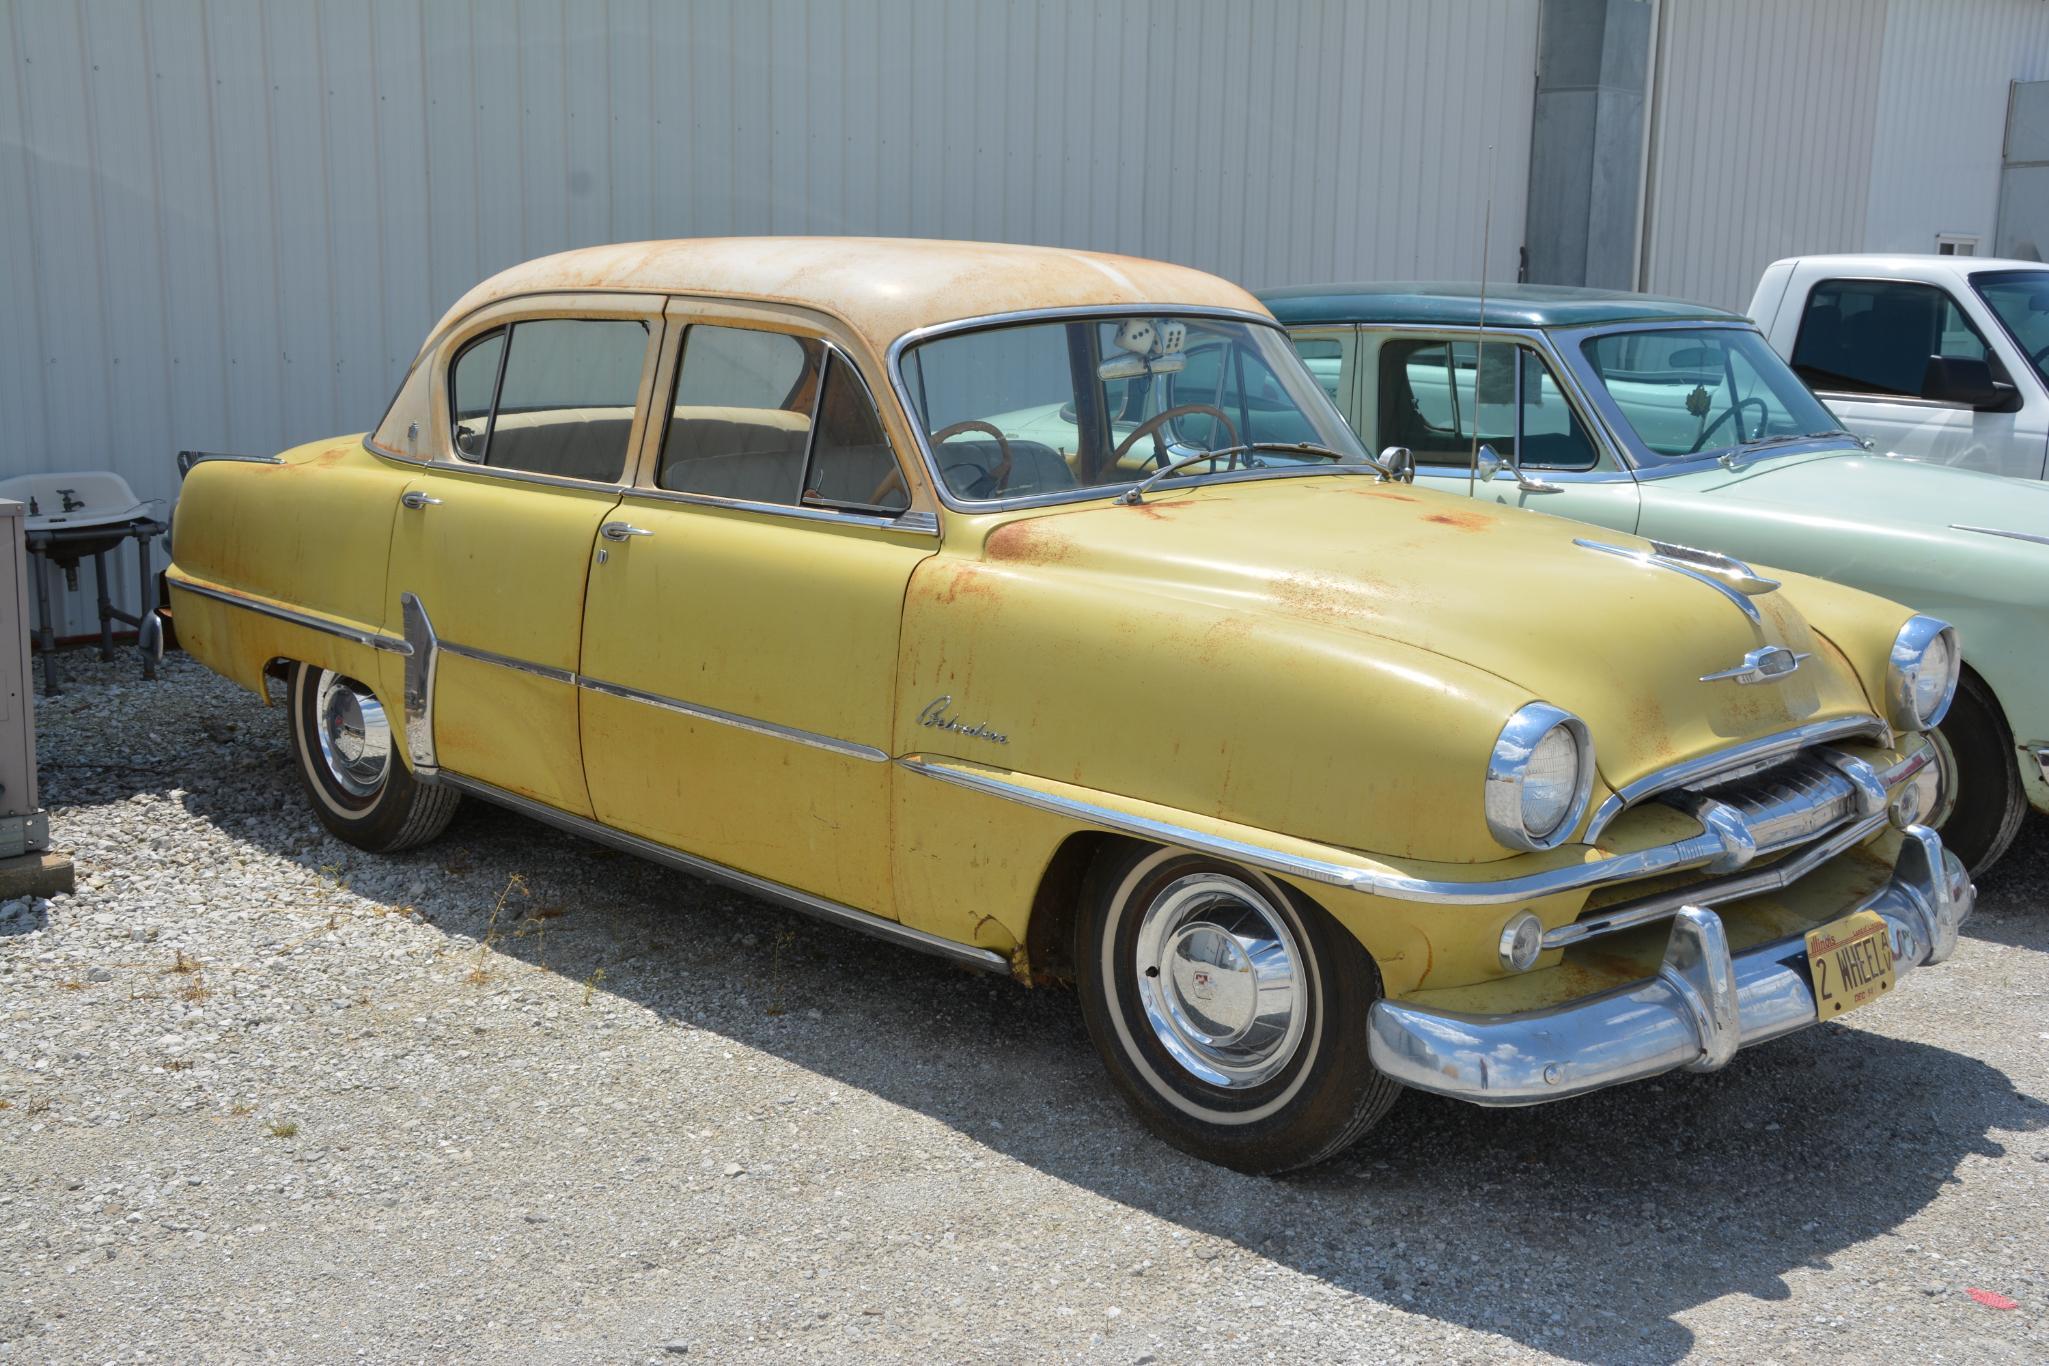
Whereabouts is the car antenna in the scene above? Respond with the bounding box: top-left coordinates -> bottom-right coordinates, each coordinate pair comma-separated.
1467,142 -> 1496,500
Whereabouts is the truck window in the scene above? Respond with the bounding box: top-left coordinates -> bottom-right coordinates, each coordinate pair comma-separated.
1790,279 -> 1991,399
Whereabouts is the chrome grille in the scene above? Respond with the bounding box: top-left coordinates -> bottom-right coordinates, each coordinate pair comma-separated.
1671,752 -> 1864,859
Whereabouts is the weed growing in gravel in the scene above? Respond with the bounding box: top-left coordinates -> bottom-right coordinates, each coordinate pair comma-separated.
765,927 -> 799,1016
229,1103 -> 254,1118
464,873 -> 529,986
582,966 -> 606,1006
265,1120 -> 299,1139
167,949 -> 198,974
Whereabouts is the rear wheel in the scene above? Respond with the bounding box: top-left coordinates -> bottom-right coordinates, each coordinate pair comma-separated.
1074,845 -> 1400,1174
1932,669 -> 2026,877
287,662 -> 458,853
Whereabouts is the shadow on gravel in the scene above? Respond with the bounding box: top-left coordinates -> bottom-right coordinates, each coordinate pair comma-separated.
49,670 -> 2049,1365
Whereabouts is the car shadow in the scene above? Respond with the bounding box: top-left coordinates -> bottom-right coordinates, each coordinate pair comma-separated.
38,695 -> 2049,1364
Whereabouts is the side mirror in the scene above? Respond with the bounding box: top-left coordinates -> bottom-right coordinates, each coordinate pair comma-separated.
1920,355 -> 2012,410
1377,446 -> 1416,484
1474,443 -> 1505,482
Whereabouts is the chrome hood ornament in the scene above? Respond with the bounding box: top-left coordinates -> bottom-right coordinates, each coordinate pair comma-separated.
1575,538 -> 1779,626
1699,644 -> 1810,686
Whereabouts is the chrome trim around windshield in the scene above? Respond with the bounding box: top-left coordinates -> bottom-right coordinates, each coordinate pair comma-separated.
429,770 -> 1011,974
1583,715 -> 1894,844
1951,523 -> 2049,548
884,304 -> 1361,515
171,577 -> 412,655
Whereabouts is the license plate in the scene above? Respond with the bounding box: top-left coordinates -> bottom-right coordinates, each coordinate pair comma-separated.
1805,909 -> 1896,1020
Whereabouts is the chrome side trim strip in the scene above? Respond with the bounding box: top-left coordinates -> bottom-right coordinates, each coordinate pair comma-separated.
173,578 -> 412,655
177,450 -> 283,474
439,639 -> 577,685
1951,523 -> 2049,548
1583,716 -> 1893,843
579,676 -> 890,763
432,770 -> 1010,975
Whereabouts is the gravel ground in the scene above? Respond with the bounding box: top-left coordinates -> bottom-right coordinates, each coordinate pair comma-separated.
2,652 -> 2046,1364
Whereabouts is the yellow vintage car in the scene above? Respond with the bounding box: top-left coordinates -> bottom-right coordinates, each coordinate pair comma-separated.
168,238 -> 1971,1173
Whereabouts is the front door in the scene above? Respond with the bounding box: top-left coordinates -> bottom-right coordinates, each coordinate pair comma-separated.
387,309 -> 659,815
1782,274 -> 2046,479
1356,331 -> 1643,534
578,311 -> 937,914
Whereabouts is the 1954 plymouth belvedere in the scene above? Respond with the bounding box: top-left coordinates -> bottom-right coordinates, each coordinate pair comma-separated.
168,239 -> 1970,1173
1264,283 -> 2049,877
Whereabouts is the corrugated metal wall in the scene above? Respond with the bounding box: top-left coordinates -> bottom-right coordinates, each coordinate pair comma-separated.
0,0 -> 1539,633
1864,0 -> 2049,254
1643,0 -> 2049,312
1640,0 -> 1887,311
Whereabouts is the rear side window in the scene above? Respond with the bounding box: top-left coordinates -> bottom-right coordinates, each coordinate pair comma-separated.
1377,338 -> 1598,470
1791,279 -> 1992,398
448,318 -> 650,480
660,325 -> 909,512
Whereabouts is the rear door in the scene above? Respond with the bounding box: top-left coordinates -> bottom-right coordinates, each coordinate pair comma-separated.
576,302 -> 938,914
387,301 -> 661,815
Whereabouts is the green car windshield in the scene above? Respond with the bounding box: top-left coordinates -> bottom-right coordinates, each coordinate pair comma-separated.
1973,270 -> 2049,390
900,315 -> 1367,503
1580,327 -> 1846,462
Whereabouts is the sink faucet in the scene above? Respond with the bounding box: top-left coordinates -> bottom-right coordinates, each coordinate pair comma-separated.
57,487 -> 84,512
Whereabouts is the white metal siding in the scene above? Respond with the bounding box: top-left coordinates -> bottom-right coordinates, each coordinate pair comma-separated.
0,0 -> 1539,632
1641,0 -> 1887,312
1643,0 -> 2049,312
1864,0 -> 2049,254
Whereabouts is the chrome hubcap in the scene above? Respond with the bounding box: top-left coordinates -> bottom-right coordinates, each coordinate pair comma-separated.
314,670 -> 392,798
1133,873 -> 1306,1089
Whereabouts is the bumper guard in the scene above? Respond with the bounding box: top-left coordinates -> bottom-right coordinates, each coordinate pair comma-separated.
1366,825 -> 1972,1105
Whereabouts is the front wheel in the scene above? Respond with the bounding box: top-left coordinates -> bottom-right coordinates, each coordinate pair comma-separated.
1074,846 -> 1400,1174
1932,669 -> 2027,878
287,662 -> 459,853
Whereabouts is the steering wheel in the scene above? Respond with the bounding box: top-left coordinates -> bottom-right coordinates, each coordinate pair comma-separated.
868,419 -> 1017,505
1687,396 -> 1771,454
1110,404 -> 1241,474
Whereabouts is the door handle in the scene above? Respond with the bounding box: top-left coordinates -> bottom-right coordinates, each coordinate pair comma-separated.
401,491 -> 443,510
600,521 -> 653,541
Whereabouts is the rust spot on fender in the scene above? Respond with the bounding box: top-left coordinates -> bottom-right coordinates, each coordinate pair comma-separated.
930,562 -> 1001,605
1271,570 -> 1384,623
984,519 -> 1072,565
1424,510 -> 1491,532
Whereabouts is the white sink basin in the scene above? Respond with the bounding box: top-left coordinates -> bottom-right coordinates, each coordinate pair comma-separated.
0,472 -> 153,531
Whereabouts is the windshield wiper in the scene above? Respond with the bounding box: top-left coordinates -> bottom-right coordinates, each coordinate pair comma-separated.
1118,442 -> 1363,504
1720,430 -> 1855,468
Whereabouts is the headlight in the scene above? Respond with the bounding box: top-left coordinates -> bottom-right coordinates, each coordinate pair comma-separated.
1484,703 -> 1595,851
1887,616 -> 1960,732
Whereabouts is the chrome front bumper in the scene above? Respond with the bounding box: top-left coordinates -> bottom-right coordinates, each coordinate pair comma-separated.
1366,826 -> 1972,1106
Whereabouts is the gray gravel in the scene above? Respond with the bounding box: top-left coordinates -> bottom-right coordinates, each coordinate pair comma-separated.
3,652 -> 2047,1363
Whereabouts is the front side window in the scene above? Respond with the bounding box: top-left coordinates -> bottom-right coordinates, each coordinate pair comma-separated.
899,315 -> 1365,503
1581,327 -> 1846,462
448,318 -> 650,480
1377,339 -> 1599,471
1972,269 -> 2049,391
659,324 -> 909,513
1790,278 -> 1991,398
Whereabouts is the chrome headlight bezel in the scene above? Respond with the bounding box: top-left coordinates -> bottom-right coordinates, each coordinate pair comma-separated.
1484,703 -> 1596,852
1887,616 -> 1961,733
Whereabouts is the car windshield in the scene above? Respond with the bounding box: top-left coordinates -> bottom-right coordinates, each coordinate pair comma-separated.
899,314 -> 1368,503
1973,269 -> 2049,390
1579,326 -> 1848,463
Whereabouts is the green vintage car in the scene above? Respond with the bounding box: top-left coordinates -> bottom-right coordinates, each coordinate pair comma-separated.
1261,284 -> 2049,875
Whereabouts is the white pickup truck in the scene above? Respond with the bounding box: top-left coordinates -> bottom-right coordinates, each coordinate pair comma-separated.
1749,253 -> 2049,480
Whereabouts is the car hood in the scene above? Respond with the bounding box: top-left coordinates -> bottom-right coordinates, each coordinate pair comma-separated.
1660,447 -> 2049,534
976,475 -> 1884,778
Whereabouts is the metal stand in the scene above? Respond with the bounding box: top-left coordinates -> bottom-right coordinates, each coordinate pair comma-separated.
25,519 -> 167,697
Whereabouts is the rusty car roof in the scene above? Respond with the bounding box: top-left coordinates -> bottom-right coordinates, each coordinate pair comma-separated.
432,237 -> 1269,351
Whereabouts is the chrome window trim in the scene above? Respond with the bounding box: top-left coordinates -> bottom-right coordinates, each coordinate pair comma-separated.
898,747 -> 1902,908
172,577 -> 412,655
1544,319 -> 1869,478
359,439 -> 631,496
1347,322 -> 1640,479
884,304 -> 1366,515
1582,715 -> 1893,844
427,770 -> 1009,975
1951,522 -> 2049,548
